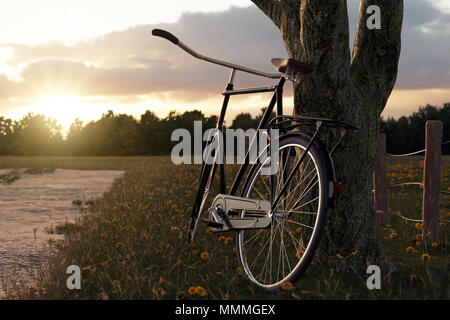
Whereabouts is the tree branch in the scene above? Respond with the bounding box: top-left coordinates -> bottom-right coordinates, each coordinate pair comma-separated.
350,0 -> 404,113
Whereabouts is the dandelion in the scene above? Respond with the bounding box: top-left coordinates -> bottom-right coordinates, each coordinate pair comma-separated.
406,246 -> 417,254
389,232 -> 397,239
420,253 -> 431,261
167,200 -> 173,206
112,280 -> 121,288
415,234 -> 422,240
196,286 -> 207,296
218,235 -> 225,242
200,251 -> 210,260
415,223 -> 422,230
116,242 -> 124,248
431,242 -> 438,247
410,274 -> 417,282
439,222 -> 445,227
224,237 -> 233,244
188,286 -> 198,295
100,261 -> 108,267
176,291 -> 185,299
157,287 -> 166,296
100,232 -> 108,239
281,282 -> 294,291
296,250 -> 305,259
192,249 -> 198,255
296,227 -> 302,233
206,229 -> 213,235
236,267 -> 242,273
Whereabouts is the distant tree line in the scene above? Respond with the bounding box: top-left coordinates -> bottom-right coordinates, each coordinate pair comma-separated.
381,103 -> 449,155
0,103 -> 448,156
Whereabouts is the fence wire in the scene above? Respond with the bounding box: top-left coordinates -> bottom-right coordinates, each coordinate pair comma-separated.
388,208 -> 449,224
385,140 -> 449,158
381,138 -> 450,225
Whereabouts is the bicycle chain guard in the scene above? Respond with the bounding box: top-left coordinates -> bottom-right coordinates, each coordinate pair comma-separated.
202,194 -> 272,232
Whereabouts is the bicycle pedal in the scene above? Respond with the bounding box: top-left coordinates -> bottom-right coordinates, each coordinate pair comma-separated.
201,218 -> 223,229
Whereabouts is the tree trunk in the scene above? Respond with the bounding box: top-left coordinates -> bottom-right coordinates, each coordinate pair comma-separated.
252,0 -> 403,269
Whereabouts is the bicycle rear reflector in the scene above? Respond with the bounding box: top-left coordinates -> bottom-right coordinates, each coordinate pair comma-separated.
330,181 -> 341,199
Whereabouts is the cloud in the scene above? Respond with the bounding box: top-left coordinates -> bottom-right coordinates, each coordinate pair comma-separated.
0,1 -> 449,105
1,6 -> 285,101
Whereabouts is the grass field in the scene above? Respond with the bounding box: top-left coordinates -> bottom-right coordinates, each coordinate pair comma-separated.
3,156 -> 449,299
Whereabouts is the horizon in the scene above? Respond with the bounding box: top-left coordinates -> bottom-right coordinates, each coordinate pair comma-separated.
1,0 -> 449,132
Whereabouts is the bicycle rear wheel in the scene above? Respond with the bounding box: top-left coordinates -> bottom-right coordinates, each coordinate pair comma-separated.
236,134 -> 330,291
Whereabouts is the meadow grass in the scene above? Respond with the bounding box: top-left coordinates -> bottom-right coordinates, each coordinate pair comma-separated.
5,156 -> 449,300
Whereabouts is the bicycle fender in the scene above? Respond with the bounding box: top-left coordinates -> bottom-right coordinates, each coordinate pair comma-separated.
281,131 -> 338,208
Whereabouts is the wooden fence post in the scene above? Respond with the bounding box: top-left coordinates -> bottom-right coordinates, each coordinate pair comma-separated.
374,133 -> 389,225
422,120 -> 442,243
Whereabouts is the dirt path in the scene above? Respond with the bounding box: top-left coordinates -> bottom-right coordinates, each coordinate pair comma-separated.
0,169 -> 124,298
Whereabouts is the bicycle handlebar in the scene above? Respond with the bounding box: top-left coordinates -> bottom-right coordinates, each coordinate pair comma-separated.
151,28 -> 281,79
152,29 -> 179,45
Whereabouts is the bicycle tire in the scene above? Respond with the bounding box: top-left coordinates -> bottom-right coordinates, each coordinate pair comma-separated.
236,134 -> 330,291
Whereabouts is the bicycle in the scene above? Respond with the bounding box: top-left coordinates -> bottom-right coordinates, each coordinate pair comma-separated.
152,29 -> 358,291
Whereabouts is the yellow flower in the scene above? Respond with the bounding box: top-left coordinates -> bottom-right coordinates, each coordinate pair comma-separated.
157,287 -> 166,296
420,253 -> 431,261
192,249 -> 198,255
100,232 -> 108,239
431,242 -> 438,247
116,242 -> 124,248
416,234 -> 422,240
167,200 -> 173,206
200,251 -> 210,260
206,229 -> 213,235
176,291 -> 185,299
196,286 -> 207,296
218,235 -> 225,242
112,280 -> 121,287
406,246 -> 417,254
439,222 -> 445,227
415,223 -> 422,230
296,227 -> 302,233
188,286 -> 198,295
236,267 -> 242,273
389,232 -> 397,239
100,261 -> 108,267
410,274 -> 417,282
296,250 -> 305,259
224,237 -> 233,244
281,282 -> 294,291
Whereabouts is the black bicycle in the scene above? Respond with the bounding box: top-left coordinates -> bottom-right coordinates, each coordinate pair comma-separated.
152,29 -> 358,291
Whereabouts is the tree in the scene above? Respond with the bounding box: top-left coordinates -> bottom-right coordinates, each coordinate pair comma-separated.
251,0 -> 403,268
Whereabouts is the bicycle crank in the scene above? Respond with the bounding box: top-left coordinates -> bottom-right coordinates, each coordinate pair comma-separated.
202,194 -> 272,232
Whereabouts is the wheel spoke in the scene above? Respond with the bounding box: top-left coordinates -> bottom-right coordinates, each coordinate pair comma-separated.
237,139 -> 326,289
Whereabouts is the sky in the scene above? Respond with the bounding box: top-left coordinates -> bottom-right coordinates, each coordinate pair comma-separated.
0,0 -> 449,131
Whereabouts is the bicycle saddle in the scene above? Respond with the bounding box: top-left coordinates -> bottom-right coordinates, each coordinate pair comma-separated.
271,58 -> 313,80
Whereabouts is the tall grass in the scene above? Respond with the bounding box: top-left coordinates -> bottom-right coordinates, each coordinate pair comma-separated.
5,157 -> 449,299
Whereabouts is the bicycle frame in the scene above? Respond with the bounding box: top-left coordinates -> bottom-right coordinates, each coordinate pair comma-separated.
151,28 -> 358,241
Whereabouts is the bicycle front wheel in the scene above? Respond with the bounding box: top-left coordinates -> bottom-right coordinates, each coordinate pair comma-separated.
236,134 -> 330,291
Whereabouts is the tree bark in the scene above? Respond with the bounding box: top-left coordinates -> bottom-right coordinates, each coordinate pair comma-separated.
252,0 -> 403,269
